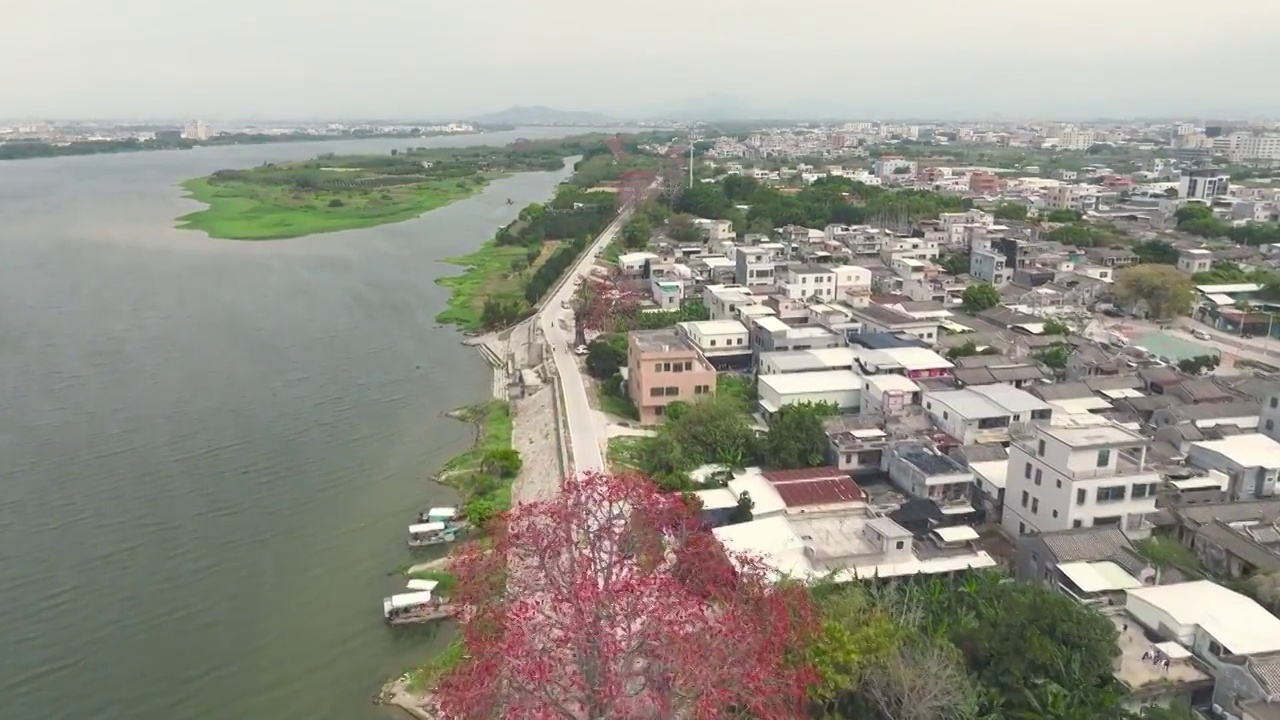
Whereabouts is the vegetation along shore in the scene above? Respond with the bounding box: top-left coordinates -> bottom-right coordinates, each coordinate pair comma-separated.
175,133 -> 650,241
434,134 -> 666,331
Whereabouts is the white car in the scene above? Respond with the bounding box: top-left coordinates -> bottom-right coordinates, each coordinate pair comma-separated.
573,345 -> 589,356
1192,330 -> 1211,341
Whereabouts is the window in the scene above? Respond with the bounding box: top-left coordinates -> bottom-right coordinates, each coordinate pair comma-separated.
1035,469 -> 1043,485
650,387 -> 664,397
673,363 -> 684,372
736,338 -> 743,345
683,362 -> 692,371
654,363 -> 662,372
1132,483 -> 1150,498
1052,510 -> 1059,518
1031,498 -> 1039,514
694,385 -> 710,395
1021,490 -> 1029,507
1097,449 -> 1111,467
943,411 -> 949,420
1037,439 -> 1046,456
1271,396 -> 1277,409
1073,519 -> 1083,528
654,406 -> 664,416
895,541 -> 905,550
1025,463 -> 1032,479
708,339 -> 716,347
1269,419 -> 1276,431
1076,488 -> 1086,505
1019,522 -> 1026,534
1055,478 -> 1062,489
662,362 -> 671,372
1096,485 -> 1126,502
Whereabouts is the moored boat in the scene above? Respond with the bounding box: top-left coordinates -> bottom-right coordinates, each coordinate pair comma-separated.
382,581 -> 456,625
407,521 -> 463,548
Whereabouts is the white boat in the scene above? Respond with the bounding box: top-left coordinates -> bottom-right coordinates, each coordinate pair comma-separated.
407,521 -> 466,548
417,506 -> 459,524
382,582 -> 455,625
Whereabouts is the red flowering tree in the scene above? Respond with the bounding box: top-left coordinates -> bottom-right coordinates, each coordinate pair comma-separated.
435,470 -> 819,720
571,268 -> 645,346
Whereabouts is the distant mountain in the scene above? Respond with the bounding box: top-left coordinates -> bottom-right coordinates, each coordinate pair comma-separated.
470,105 -> 613,126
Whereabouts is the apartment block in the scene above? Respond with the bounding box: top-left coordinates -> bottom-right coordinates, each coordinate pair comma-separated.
1002,421 -> 1158,539
733,246 -> 778,287
626,328 -> 717,424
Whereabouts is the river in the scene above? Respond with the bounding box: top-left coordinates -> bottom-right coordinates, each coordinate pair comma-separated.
0,128 -> 606,720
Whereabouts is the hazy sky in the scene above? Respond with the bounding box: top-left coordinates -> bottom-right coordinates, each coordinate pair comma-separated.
4,0 -> 1279,120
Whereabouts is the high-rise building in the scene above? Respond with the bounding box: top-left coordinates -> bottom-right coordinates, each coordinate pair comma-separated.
182,120 -> 210,141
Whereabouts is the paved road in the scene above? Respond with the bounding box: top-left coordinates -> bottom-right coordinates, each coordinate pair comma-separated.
534,210 -> 632,473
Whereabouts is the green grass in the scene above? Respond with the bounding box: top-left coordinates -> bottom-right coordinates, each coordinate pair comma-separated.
716,374 -> 757,415
601,242 -> 623,265
607,436 -> 649,472
405,635 -> 467,693
434,242 -> 557,331
406,569 -> 457,594
176,174 -> 490,240
441,401 -> 513,475
597,384 -> 640,420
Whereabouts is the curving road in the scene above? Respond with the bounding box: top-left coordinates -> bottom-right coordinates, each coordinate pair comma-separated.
535,210 -> 633,474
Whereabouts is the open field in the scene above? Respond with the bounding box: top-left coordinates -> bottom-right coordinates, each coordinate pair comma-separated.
434,242 -> 558,331
177,173 -> 490,240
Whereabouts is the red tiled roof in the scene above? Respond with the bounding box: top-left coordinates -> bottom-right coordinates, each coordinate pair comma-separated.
762,467 -> 847,484
771,477 -> 867,508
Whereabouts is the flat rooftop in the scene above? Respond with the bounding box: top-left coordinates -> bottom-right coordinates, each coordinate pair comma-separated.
759,369 -> 862,396
1111,614 -> 1211,691
679,319 -> 748,335
1191,434 -> 1280,468
631,328 -> 696,353
761,347 -> 857,373
897,444 -> 968,477
1040,423 -> 1144,449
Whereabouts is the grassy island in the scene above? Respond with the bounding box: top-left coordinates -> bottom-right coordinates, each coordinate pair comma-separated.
176,135 -> 620,240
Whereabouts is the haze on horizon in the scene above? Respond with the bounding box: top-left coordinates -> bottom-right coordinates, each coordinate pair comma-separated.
5,0 -> 1279,121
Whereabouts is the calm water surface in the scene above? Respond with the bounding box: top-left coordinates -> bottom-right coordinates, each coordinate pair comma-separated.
0,128 -> 598,720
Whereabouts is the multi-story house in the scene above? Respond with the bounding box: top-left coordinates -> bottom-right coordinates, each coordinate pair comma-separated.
779,264 -> 837,302
732,246 -> 778,287
1002,421 -> 1158,539
626,328 -> 717,424
969,247 -> 1009,285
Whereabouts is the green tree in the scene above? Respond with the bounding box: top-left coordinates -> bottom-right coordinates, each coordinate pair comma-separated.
1035,342 -> 1072,370
1132,240 -> 1179,265
1178,354 -> 1221,375
762,401 -> 839,469
937,252 -> 970,276
480,448 -> 522,479
462,496 -> 501,527
993,202 -> 1028,221
804,585 -> 905,714
1175,203 -> 1214,225
1113,264 -> 1195,319
961,283 -> 1001,313
620,215 -> 651,249
584,336 -> 627,379
1044,209 -> 1081,223
667,214 -> 705,243
1045,223 -> 1097,246
1043,318 -> 1071,335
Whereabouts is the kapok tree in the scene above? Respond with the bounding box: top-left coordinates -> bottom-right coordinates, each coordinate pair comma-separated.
571,267 -> 645,346
435,470 -> 819,720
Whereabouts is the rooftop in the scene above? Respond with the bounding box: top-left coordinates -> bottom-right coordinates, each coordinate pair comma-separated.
1191,433 -> 1280,468
1126,580 -> 1280,656
762,466 -> 867,508
678,319 -> 748,336
859,346 -> 954,372
1111,614 -> 1212,692
925,388 -> 1009,419
760,347 -> 858,373
758,369 -> 863,397
1039,422 -> 1145,449
897,444 -> 968,477
631,328 -> 696,354
863,373 -> 921,394
968,383 -> 1052,413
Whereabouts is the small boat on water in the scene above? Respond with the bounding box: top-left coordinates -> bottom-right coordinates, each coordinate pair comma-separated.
506,198 -> 514,205
408,507 -> 469,548
382,580 -> 456,625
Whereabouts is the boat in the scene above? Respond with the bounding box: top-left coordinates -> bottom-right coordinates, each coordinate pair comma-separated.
417,506 -> 460,524
506,198 -> 513,205
407,521 -> 464,548
382,581 -> 456,625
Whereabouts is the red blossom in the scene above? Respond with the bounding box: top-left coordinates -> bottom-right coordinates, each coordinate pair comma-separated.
435,470 -> 820,720
573,269 -> 647,338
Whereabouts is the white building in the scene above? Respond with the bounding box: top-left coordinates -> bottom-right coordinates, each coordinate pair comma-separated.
676,319 -> 749,359
1180,169 -> 1231,200
758,347 -> 857,375
617,251 -> 658,276
779,264 -> 837,301
732,246 -> 778,287
1177,248 -> 1213,276
923,385 -> 1053,445
1186,434 -> 1280,501
702,284 -> 760,321
757,370 -> 862,415
969,247 -> 1009,285
1002,421 -> 1158,539
1261,384 -> 1280,441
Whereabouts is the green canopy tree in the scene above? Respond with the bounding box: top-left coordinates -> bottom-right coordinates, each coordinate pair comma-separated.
993,202 -> 1028,221
619,215 -> 651,249
1113,264 -> 1195,319
961,283 -> 1001,313
762,401 -> 838,469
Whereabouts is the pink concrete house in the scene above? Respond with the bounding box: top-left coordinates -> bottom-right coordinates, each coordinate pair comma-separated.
627,329 -> 717,424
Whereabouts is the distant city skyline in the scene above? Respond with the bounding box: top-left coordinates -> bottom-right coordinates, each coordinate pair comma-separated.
4,0 -> 1280,120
